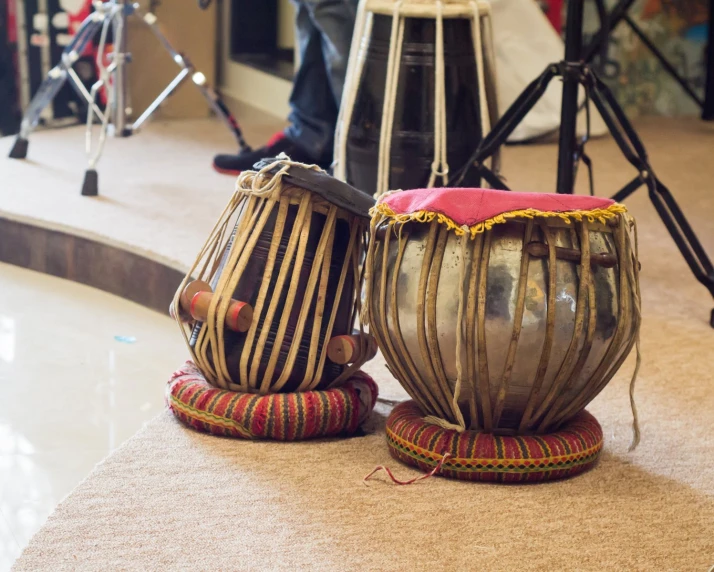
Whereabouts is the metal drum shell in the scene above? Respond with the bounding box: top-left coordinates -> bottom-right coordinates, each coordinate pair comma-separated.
367,215 -> 638,434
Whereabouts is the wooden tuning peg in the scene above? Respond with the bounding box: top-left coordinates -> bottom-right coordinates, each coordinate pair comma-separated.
327,333 -> 378,365
176,280 -> 253,333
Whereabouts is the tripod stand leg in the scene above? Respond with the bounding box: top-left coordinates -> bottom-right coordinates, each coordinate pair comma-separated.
132,8 -> 250,151
611,175 -> 643,203
587,72 -> 714,320
9,69 -> 69,159
588,82 -> 647,172
592,74 -> 714,271
131,68 -> 191,131
81,169 -> 99,197
8,134 -> 30,160
623,15 -> 703,108
81,8 -> 123,198
191,75 -> 252,152
8,15 -> 105,159
648,177 -> 714,295
449,64 -> 559,186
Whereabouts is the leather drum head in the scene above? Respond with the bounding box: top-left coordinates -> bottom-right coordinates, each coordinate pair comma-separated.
252,157 -> 375,218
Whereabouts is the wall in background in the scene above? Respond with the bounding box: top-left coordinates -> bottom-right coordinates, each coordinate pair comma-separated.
128,0 -> 216,121
277,0 -> 296,50
219,0 -> 292,117
218,0 -> 708,120
585,0 -> 708,117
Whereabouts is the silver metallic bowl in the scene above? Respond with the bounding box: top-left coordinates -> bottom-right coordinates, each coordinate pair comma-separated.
365,214 -> 639,434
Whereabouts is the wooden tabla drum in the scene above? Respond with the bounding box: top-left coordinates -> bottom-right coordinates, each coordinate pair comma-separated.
173,158 -> 376,394
334,0 -> 499,197
365,187 -> 641,435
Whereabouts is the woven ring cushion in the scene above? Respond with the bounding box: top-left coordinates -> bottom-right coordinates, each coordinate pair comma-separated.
386,401 -> 603,482
167,361 -> 379,440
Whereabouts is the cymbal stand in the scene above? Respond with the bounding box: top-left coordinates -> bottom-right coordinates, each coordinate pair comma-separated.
8,0 -> 251,196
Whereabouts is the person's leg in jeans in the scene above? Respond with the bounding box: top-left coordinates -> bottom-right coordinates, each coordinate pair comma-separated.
213,0 -> 358,175
285,0 -> 358,161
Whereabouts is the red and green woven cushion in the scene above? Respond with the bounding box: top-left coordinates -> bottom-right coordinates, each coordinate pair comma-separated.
386,401 -> 603,482
167,361 -> 378,440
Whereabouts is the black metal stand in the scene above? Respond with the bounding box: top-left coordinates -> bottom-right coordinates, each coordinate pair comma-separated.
556,0 -> 584,196
451,0 -> 714,327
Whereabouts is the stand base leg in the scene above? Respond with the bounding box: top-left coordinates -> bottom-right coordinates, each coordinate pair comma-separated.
454,60 -> 714,325
8,137 -> 29,159
81,170 -> 99,197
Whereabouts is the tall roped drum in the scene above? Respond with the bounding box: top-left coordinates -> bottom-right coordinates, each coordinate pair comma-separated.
365,187 -> 641,438
334,0 -> 499,197
172,158 -> 377,395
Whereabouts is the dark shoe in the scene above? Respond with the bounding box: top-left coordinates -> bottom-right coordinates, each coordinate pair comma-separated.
213,132 -> 331,176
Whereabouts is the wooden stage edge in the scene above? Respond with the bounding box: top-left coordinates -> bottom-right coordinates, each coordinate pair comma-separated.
0,215 -> 184,315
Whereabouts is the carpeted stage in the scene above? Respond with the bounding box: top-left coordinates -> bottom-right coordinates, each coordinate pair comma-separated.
2,116 -> 714,571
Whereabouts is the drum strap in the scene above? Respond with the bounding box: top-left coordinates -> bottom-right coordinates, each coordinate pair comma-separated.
422,225 -> 470,431
626,216 -> 642,451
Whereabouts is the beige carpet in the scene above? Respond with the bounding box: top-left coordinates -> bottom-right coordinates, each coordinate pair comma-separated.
5,116 -> 714,571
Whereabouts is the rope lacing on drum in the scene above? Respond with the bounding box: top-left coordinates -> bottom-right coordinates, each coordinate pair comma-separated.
235,153 -> 323,199
427,1 -> 449,188
422,224 -> 470,432
375,1 -> 405,198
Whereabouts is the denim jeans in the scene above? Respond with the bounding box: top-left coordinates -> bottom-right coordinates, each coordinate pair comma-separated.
284,0 -> 358,162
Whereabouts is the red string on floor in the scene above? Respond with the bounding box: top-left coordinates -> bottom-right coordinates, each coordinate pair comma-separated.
363,453 -> 452,486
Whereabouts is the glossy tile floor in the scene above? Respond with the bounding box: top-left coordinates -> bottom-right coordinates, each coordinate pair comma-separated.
0,262 -> 188,570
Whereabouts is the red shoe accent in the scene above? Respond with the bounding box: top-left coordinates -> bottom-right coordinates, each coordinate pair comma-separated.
266,130 -> 287,147
213,163 -> 241,176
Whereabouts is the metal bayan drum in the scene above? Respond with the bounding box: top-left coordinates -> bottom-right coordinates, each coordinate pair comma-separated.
172,158 -> 376,394
334,0 -> 499,197
365,188 -> 641,435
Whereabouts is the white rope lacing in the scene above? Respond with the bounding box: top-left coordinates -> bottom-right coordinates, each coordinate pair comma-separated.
375,1 -> 404,198
334,0 -> 372,180
427,1 -> 449,188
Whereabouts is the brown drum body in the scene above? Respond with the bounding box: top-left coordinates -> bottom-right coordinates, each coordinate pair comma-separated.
175,164 -> 373,394
366,215 -> 640,434
190,201 -> 355,393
